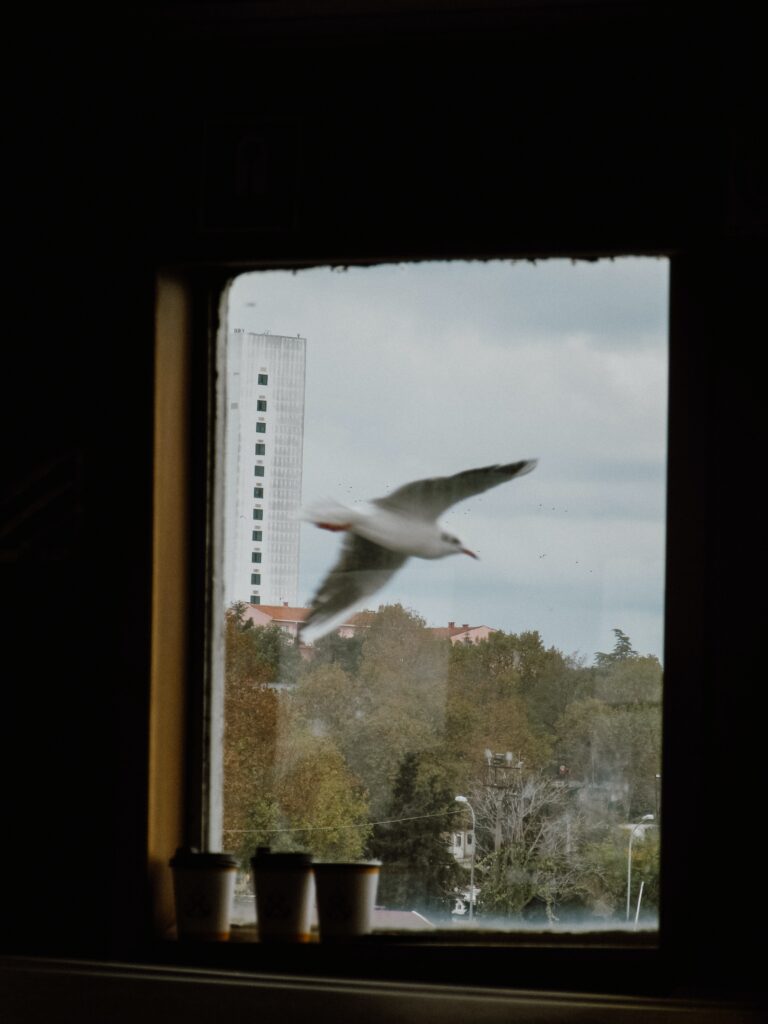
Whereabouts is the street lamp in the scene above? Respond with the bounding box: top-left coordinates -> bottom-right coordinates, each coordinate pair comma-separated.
626,813 -> 655,922
455,795 -> 476,921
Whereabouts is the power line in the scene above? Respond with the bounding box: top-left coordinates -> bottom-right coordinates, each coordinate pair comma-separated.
223,808 -> 459,835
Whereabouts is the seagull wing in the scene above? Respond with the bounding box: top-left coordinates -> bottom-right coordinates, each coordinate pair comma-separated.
372,459 -> 538,521
300,533 -> 409,643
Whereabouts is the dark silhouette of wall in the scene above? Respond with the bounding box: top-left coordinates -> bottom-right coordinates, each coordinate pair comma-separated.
2,0 -> 764,1009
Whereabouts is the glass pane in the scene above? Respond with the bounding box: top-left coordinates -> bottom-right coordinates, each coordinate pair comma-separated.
220,259 -> 667,935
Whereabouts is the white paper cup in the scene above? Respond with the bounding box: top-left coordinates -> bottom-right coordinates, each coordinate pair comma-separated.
251,849 -> 315,943
169,848 -> 237,941
313,861 -> 381,940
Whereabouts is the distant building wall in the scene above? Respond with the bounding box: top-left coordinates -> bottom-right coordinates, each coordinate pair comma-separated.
224,332 -> 306,608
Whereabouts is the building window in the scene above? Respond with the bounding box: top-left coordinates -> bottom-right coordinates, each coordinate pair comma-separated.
253,509 -> 263,520
254,466 -> 264,477
252,530 -> 262,541
258,373 -> 268,385
256,422 -> 266,433
253,487 -> 263,498
255,442 -> 266,455
252,552 -> 262,563
250,595 -> 260,605
257,399 -> 267,411
251,573 -> 261,585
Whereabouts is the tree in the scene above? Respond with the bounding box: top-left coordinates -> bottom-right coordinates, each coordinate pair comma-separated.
578,827 -> 660,921
473,769 -> 585,922
222,608 -> 283,865
272,728 -> 372,861
293,661 -> 359,746
223,604 -> 370,865
309,630 -> 366,675
344,604 -> 450,816
370,752 -> 462,917
595,628 -> 638,668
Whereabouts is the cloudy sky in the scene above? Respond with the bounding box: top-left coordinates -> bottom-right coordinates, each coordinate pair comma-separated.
227,258 -> 668,665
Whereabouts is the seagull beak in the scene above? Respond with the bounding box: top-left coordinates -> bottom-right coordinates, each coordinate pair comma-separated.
462,548 -> 479,559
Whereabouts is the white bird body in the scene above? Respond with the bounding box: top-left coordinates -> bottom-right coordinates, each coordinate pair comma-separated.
299,458 -> 537,644
356,508 -> 460,559
304,501 -> 469,560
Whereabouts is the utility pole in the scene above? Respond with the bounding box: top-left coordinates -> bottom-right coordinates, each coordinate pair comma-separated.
483,749 -> 524,851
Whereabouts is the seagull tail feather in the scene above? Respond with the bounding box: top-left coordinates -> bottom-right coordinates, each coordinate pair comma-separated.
300,498 -> 357,528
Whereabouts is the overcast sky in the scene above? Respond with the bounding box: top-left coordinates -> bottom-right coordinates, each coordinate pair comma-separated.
227,258 -> 668,665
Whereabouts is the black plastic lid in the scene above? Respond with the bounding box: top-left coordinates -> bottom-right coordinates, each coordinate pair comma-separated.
169,846 -> 237,869
251,848 -> 312,867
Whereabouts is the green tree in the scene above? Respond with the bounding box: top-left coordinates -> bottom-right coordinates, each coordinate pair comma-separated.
595,628 -> 638,667
578,826 -> 660,921
345,605 -> 450,815
445,631 -> 554,786
222,606 -> 283,865
371,752 -> 462,917
293,661 -> 359,746
554,664 -> 662,821
309,630 -> 366,675
223,604 -> 370,865
272,729 -> 372,861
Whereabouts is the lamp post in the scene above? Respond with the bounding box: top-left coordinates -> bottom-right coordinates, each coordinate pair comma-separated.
626,814 -> 655,922
455,795 -> 476,921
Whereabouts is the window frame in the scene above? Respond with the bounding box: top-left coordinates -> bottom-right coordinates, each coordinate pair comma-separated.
148,253 -> 711,993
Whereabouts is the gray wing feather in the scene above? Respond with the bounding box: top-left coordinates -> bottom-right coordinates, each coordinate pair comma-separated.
372,459 -> 537,520
300,534 -> 408,636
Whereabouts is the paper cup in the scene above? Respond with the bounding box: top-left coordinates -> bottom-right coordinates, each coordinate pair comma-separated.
169,848 -> 237,941
251,849 -> 315,943
313,861 -> 381,940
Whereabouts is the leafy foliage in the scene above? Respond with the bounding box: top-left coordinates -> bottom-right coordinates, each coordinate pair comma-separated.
370,752 -> 463,916
222,602 -> 662,924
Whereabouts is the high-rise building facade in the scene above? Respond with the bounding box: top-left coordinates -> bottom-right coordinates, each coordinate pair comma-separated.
224,331 -> 306,609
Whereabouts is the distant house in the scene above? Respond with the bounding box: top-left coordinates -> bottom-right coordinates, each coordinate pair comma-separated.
429,621 -> 498,645
239,602 -> 370,645
448,829 -> 476,865
239,605 -> 499,649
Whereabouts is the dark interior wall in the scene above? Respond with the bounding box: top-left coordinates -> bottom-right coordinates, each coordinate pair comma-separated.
2,0 -> 764,1000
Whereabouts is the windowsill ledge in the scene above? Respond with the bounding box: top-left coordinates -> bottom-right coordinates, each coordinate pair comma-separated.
2,955 -> 763,1024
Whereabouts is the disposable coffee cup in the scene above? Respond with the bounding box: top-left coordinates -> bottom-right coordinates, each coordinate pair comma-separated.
251,848 -> 315,943
169,847 -> 238,941
313,861 -> 381,941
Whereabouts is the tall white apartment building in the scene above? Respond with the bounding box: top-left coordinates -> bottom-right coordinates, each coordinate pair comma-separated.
224,331 -> 306,609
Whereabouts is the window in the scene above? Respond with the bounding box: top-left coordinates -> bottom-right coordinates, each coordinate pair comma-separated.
252,552 -> 262,563
253,509 -> 263,520
257,399 -> 267,411
252,530 -> 262,541
254,466 -> 264,477
258,373 -> 269,385
250,595 -> 260,605
256,422 -> 266,433
220,259 -> 667,937
254,487 -> 263,498
251,573 -> 261,585
255,442 -> 265,455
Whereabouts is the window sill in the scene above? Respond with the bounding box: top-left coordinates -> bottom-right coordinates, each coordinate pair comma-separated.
147,927 -> 665,999
2,955 -> 762,1024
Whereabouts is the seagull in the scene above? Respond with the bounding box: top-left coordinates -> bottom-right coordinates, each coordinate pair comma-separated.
298,459 -> 537,644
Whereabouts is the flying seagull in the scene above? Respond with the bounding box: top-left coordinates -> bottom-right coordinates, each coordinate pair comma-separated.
298,459 -> 537,644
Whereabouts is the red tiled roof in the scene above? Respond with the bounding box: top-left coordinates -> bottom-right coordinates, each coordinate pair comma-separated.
254,605 -> 371,627
256,605 -> 309,621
